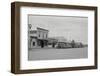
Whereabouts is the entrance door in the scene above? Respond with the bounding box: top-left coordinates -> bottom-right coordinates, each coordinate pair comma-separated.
33,42 -> 35,46
40,40 -> 44,48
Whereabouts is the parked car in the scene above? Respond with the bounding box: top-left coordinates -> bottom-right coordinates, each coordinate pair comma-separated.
56,42 -> 72,48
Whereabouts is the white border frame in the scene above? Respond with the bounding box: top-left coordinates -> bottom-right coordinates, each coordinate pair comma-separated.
20,7 -> 95,70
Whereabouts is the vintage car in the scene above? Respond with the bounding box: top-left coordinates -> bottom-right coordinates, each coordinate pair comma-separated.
55,42 -> 72,48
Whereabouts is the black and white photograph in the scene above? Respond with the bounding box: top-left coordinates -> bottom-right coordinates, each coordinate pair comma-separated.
28,15 -> 88,61
11,2 -> 97,74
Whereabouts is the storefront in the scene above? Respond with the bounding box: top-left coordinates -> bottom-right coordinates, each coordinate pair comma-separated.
28,27 -> 49,49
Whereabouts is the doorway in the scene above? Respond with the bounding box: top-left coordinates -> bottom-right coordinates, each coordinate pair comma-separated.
40,40 -> 44,48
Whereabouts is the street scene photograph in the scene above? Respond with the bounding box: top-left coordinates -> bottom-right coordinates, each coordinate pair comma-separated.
28,15 -> 88,61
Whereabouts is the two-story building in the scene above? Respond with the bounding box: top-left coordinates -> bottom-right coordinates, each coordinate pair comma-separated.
37,27 -> 49,48
28,26 -> 49,49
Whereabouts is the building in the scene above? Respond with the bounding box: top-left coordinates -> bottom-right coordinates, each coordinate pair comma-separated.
48,37 -> 68,48
28,30 -> 37,49
48,38 -> 58,48
37,27 -> 49,48
48,38 -> 58,44
28,26 -> 49,49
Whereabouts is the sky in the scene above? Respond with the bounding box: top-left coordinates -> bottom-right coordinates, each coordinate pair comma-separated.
28,15 -> 88,44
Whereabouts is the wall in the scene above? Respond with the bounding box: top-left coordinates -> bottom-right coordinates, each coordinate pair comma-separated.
0,0 -> 100,76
